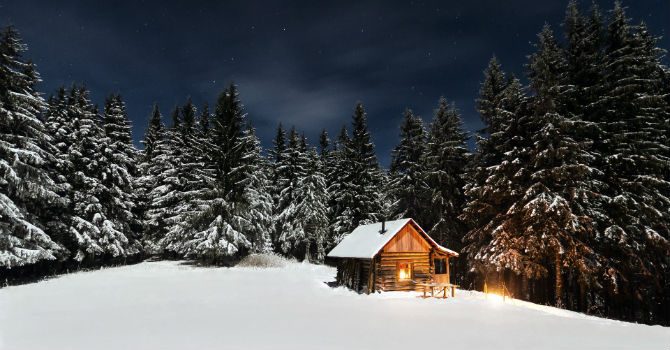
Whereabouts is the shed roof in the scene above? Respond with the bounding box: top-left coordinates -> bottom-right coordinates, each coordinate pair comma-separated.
326,218 -> 458,259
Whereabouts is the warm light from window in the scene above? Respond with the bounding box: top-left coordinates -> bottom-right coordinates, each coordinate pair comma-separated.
398,263 -> 411,280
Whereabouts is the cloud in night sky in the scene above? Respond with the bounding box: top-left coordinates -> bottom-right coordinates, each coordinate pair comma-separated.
1,0 -> 668,166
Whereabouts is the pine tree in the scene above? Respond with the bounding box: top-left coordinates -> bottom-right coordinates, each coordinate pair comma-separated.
327,126 -> 354,244
421,98 -> 469,251
65,87 -> 138,262
199,102 -> 211,137
269,123 -> 288,237
0,27 -> 65,268
142,104 -> 163,160
145,107 -> 182,252
504,24 -> 598,307
102,94 -> 142,255
330,104 -> 383,242
592,1 -> 670,321
389,109 -> 427,221
291,147 -> 329,262
462,72 -> 531,291
136,104 -> 164,252
275,127 -> 307,252
163,84 -> 258,263
42,89 -> 78,255
318,129 -> 330,158
275,128 -> 310,257
239,126 -> 274,254
476,56 -> 508,133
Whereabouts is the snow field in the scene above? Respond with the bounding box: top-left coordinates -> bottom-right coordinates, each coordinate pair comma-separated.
0,261 -> 668,350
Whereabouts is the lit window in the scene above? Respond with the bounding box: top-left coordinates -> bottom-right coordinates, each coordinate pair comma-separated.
434,258 -> 447,275
397,262 -> 412,280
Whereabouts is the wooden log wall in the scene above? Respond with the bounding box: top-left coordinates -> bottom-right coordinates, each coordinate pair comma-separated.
336,258 -> 372,294
374,252 -> 433,292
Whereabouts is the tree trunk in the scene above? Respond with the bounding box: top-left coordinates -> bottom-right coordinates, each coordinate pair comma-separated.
555,253 -> 563,308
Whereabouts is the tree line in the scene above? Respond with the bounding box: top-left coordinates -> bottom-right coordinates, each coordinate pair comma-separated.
0,0 -> 668,325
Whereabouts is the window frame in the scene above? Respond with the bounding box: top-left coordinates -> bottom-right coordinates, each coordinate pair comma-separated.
397,261 -> 413,281
434,258 -> 447,275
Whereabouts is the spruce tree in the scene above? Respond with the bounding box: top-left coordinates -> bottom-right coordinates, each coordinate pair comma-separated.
593,2 -> 670,321
330,104 -> 383,242
421,98 -> 469,251
163,84 -> 259,262
327,126 -> 354,244
102,94 -> 142,255
65,87 -> 138,261
318,129 -> 330,158
275,128 -> 308,256
145,107 -> 182,252
136,104 -> 164,252
0,27 -> 65,268
389,109 -> 427,221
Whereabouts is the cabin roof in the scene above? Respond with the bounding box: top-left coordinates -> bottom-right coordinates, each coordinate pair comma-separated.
326,218 -> 459,259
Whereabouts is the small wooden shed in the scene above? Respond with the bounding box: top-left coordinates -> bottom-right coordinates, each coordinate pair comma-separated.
327,218 -> 458,294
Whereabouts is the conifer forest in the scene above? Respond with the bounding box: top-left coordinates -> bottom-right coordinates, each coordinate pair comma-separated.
1,1 -> 668,326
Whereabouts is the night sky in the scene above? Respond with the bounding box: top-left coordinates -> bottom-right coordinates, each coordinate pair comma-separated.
1,0 -> 668,166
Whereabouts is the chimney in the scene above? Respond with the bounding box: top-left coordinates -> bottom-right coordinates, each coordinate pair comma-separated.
380,218 -> 387,234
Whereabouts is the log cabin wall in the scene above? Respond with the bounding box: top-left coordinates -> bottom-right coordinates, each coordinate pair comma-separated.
375,252 -> 432,291
336,258 -> 373,294
373,223 -> 434,292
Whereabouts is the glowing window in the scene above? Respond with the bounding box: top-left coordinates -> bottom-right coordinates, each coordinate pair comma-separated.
397,262 -> 412,280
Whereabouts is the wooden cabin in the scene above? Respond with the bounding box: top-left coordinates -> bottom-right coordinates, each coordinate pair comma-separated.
327,218 -> 458,294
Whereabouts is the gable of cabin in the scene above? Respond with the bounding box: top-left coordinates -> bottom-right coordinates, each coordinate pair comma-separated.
381,222 -> 432,253
374,221 -> 434,292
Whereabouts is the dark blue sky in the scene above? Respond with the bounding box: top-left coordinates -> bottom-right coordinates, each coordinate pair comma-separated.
1,0 -> 668,166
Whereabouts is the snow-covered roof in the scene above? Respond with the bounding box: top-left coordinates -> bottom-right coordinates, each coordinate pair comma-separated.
326,218 -> 458,259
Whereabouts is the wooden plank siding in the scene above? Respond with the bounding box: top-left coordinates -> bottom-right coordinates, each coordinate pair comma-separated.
382,223 -> 432,253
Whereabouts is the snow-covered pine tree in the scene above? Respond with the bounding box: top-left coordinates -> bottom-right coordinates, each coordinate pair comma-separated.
461,58 -> 516,279
268,123 -> 287,246
43,88 -> 78,255
461,74 -> 534,294
136,104 -> 165,252
564,0 -> 605,120
330,104 -> 383,243
198,102 -> 211,137
164,84 -> 255,263
318,128 -> 330,158
476,56 -> 508,134
275,128 -> 329,260
142,104 -> 164,161
0,27 -> 65,268
274,127 -> 307,252
291,147 -> 329,262
592,1 -> 670,322
389,109 -> 427,221
145,107 -> 182,253
64,86 -> 138,262
346,103 -> 383,222
102,94 -> 142,256
238,126 -> 274,254
327,126 -> 353,244
421,98 -> 469,254
499,24 -> 598,308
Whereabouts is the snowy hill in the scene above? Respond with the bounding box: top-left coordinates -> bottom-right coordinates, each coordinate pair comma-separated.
0,261 -> 667,350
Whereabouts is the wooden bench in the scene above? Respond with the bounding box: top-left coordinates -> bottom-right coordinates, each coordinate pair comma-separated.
414,282 -> 459,299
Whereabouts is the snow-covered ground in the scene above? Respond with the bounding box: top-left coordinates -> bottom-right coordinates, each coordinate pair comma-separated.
0,261 -> 668,350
